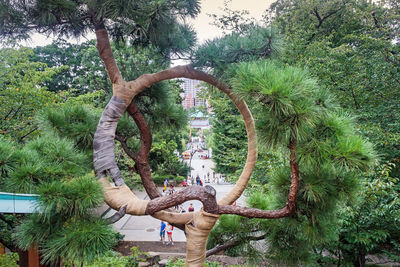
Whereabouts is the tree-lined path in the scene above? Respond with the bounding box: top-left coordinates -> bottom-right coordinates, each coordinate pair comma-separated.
104,143 -> 245,243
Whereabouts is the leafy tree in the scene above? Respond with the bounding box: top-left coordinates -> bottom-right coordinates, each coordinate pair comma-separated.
0,47 -> 64,141
268,0 -> 400,165
149,139 -> 189,177
208,90 -> 247,176
335,162 -> 400,266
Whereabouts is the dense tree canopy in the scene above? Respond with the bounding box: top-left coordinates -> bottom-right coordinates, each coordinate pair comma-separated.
205,1 -> 400,266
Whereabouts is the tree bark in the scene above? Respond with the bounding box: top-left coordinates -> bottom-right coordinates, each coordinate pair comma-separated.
126,102 -> 161,199
206,233 -> 267,257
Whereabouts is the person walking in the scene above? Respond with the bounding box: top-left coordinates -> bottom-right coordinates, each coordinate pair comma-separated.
160,221 -> 166,244
166,223 -> 174,245
163,178 -> 168,191
188,203 -> 195,212
196,174 -> 200,186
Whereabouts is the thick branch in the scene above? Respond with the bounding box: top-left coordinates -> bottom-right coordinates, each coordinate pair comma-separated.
106,205 -> 127,224
127,102 -> 160,199
93,96 -> 126,186
114,102 -> 160,199
206,234 -> 267,257
146,185 -> 218,214
127,102 -> 152,159
217,205 -> 294,218
95,29 -> 123,85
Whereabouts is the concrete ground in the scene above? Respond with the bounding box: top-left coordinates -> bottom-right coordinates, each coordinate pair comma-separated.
104,155 -> 245,242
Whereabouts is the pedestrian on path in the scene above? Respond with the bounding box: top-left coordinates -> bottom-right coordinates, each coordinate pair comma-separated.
168,184 -> 175,195
160,221 -> 166,244
166,223 -> 174,245
163,178 -> 168,191
188,203 -> 195,212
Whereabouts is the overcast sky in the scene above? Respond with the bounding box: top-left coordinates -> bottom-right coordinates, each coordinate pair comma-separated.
23,0 -> 273,47
190,0 -> 273,43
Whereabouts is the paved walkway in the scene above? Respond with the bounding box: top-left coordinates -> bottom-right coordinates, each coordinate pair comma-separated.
103,155 -> 245,242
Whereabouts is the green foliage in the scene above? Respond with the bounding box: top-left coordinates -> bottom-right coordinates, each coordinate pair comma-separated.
193,26 -> 282,73
207,56 -> 376,265
232,60 -> 320,148
335,162 -> 400,265
270,0 -> 400,164
84,251 -> 131,267
0,114 -> 117,265
38,104 -> 100,150
149,139 -> 189,177
0,253 -> 19,267
167,258 -> 222,267
0,136 -> 24,179
1,134 -> 90,194
208,90 -> 247,177
41,218 -> 117,265
0,47 -> 64,141
38,174 -> 103,218
1,0 -> 200,57
265,0 -> 400,264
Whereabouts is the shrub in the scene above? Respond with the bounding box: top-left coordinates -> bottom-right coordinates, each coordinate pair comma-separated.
0,253 -> 19,267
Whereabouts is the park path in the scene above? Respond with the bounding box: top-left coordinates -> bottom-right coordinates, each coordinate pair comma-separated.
102,151 -> 245,242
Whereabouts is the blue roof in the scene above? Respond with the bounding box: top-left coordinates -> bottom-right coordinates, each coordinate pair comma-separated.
0,192 -> 39,213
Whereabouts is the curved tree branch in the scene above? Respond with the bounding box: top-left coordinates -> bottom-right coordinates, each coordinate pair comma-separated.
95,29 -> 123,85
126,101 -> 161,199
146,185 -> 217,215
127,65 -> 258,206
216,130 -> 299,219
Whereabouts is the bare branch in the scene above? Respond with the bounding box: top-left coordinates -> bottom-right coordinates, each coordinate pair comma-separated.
20,126 -> 38,141
106,205 -> 127,224
146,185 -> 218,214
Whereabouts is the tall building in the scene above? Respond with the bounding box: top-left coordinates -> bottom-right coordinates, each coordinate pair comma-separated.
181,78 -> 206,109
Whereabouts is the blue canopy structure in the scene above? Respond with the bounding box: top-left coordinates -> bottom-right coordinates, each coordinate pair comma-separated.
0,192 -> 39,213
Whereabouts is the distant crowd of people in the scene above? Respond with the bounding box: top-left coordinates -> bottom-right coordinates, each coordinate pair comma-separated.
181,171 -> 224,187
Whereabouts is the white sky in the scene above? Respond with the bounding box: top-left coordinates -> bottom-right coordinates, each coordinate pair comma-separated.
190,0 -> 273,43
24,0 -> 273,47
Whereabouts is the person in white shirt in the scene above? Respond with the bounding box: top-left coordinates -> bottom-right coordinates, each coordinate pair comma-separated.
166,223 -> 174,245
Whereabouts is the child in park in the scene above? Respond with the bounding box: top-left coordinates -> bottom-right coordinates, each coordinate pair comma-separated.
166,223 -> 174,245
